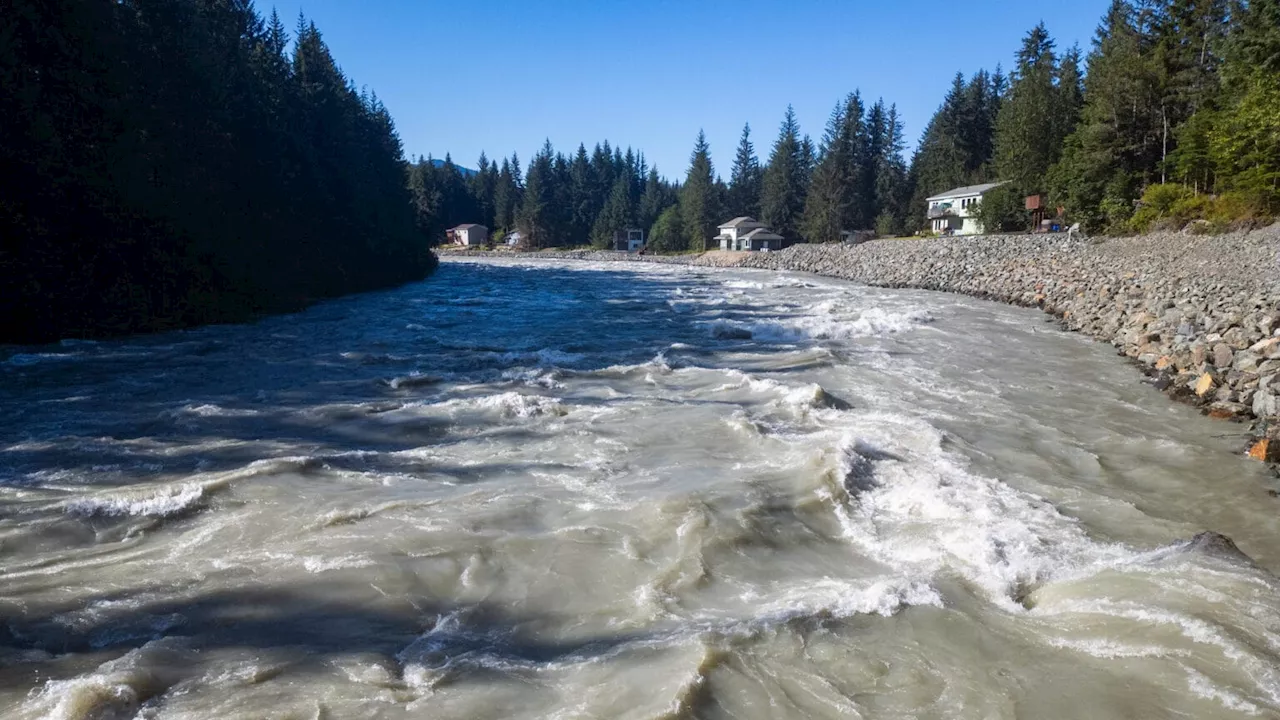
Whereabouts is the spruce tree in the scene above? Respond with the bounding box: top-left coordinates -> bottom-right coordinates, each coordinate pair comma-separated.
760,106 -> 807,242
1047,1 -> 1158,229
993,23 -> 1066,195
592,174 -> 635,248
517,148 -> 553,249
875,105 -> 911,235
728,124 -> 763,218
680,130 -> 718,251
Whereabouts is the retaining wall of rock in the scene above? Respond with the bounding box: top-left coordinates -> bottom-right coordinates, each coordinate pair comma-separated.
441,227 -> 1280,455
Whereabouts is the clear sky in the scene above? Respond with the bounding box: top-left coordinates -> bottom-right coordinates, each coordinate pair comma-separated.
261,1 -> 1112,180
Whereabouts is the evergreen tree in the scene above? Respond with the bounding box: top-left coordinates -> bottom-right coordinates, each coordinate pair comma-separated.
1047,0 -> 1159,229
517,146 -> 553,249
493,157 -> 519,232
647,205 -> 686,253
907,73 -> 977,231
637,167 -> 669,231
875,105 -> 911,235
993,23 -> 1066,195
728,124 -> 763,218
592,174 -> 635,247
0,0 -> 433,342
760,106 -> 807,242
802,94 -> 870,242
680,130 -> 719,251
569,143 -> 595,245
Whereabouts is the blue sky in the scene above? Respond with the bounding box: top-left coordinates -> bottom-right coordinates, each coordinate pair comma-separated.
262,1 -> 1112,180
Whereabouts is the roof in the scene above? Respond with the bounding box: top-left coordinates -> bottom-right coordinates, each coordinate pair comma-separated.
926,182 -> 1006,202
452,223 -> 486,230
742,228 -> 783,240
718,216 -> 766,229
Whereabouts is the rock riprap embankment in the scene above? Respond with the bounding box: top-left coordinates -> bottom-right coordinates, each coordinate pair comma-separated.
443,225 -> 1280,457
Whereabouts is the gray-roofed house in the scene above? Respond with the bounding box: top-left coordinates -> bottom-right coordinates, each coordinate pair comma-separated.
738,227 -> 784,252
925,182 -> 1006,235
448,223 -> 489,247
714,217 -> 782,251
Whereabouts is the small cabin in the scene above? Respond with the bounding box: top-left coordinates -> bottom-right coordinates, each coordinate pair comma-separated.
611,229 -> 645,252
447,224 -> 489,247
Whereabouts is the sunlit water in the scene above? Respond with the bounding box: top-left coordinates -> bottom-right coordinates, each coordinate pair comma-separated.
2,257 -> 1279,719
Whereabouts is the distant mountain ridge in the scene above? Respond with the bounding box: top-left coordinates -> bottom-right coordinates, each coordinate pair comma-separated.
430,158 -> 477,177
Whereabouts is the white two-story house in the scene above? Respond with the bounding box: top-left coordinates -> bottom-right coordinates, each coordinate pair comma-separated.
714,217 -> 784,251
925,182 -> 1005,235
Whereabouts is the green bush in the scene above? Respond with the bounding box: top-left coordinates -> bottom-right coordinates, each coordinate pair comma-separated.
1126,185 -> 1275,234
1169,194 -> 1212,224
1208,191 -> 1275,230
1128,184 -> 1194,232
976,184 -> 1029,233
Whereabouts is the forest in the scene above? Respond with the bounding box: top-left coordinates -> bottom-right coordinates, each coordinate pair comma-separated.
3,1 -> 1277,343
2,1 -> 435,344
433,0 -> 1278,250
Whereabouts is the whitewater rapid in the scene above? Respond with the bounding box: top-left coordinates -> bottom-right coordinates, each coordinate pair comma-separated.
1,257 -> 1278,719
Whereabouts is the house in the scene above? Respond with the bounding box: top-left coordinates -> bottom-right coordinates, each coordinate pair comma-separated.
447,224 -> 489,247
925,182 -> 1005,235
611,228 -> 645,252
714,217 -> 784,251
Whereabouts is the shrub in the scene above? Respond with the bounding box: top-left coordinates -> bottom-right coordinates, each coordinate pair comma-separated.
1099,196 -> 1135,234
1169,194 -> 1213,224
1128,184 -> 1194,232
1209,190 -> 1276,230
976,184 -> 1029,233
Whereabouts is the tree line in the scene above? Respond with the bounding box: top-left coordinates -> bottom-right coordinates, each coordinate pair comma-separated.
419,96 -> 913,253
1,1 -> 435,344
909,0 -> 1280,234
407,143 -> 679,252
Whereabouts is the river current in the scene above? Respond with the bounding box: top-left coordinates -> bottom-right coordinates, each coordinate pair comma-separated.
2,257 -> 1279,719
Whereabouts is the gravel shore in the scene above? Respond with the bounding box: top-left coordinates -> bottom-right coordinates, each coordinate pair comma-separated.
443,225 -> 1280,458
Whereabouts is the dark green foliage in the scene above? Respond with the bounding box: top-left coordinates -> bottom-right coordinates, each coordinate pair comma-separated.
976,183 -> 1031,233
517,144 -> 555,250
874,105 -> 912,235
993,23 -> 1071,196
728,124 -> 763,218
907,71 -> 1003,231
681,131 -> 720,251
760,107 -> 808,243
802,95 -> 866,243
647,205 -> 686,253
592,175 -> 636,248
0,0 -> 434,343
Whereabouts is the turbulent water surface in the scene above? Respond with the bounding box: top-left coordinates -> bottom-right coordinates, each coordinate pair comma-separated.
3,257 -> 1280,719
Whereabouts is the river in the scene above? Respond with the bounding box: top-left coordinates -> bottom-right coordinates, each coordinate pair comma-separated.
2,257 -> 1279,719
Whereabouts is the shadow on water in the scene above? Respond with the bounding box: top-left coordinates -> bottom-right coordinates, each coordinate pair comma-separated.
0,261 -> 837,487
0,260 -> 853,696
0,582 -> 658,692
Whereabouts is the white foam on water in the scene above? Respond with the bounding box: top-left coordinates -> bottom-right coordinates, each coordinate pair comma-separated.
65,482 -> 206,518
177,403 -> 261,418
821,417 -> 1136,611
702,306 -> 933,343
738,576 -> 944,620
18,638 -> 191,720
428,392 -> 568,419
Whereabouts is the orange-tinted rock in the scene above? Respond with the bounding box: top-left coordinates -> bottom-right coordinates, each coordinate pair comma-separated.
1194,373 -> 1216,397
1248,438 -> 1279,462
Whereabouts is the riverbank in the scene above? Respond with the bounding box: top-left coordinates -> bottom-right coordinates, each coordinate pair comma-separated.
443,225 -> 1280,458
